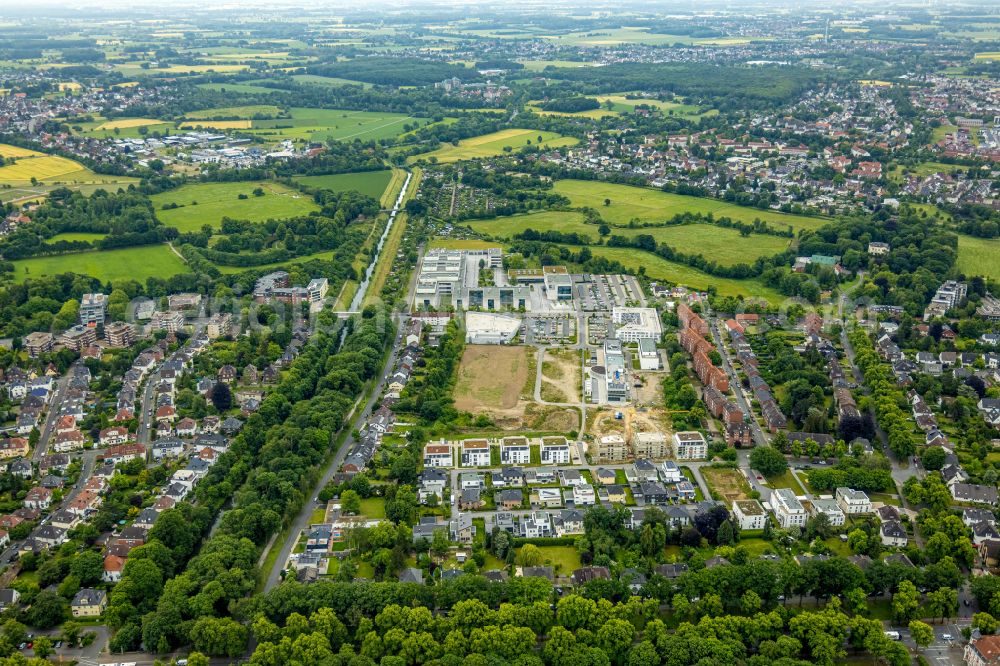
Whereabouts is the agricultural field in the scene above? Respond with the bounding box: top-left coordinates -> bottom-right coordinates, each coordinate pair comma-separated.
957,234 -> 1000,281
594,94 -> 714,119
552,180 -> 827,232
293,170 -> 394,200
179,120 -> 252,130
0,145 -> 130,187
454,345 -> 531,413
291,74 -> 373,88
545,27 -> 753,47
11,244 -> 190,283
467,211 -> 791,265
150,181 -> 319,232
185,105 -> 285,119
411,129 -> 578,164
576,245 -> 786,302
72,117 -> 175,139
427,239 -> 503,250
196,82 -> 286,95
516,59 -> 594,72
248,107 -> 421,143
525,102 -> 618,120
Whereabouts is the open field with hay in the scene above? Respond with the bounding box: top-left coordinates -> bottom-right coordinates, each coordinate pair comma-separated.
411,129 -> 578,163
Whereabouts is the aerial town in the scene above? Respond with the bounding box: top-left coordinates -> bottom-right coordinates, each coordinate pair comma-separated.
0,2 -> 998,665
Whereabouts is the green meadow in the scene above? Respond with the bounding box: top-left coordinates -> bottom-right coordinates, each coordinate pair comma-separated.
151,181 -> 319,232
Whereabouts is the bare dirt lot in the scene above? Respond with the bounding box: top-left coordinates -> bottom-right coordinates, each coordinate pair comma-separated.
454,346 -> 578,432
631,371 -> 664,406
701,467 -> 752,505
589,409 -> 627,439
540,348 -> 581,404
455,345 -> 530,412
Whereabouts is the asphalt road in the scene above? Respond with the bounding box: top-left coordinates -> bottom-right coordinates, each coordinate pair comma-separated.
261,315 -> 408,593
34,368 -> 74,462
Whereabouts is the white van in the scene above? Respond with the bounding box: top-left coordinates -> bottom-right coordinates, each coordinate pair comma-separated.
884,631 -> 901,641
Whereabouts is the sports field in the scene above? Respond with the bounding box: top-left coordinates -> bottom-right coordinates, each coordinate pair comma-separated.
467,211 -> 790,265
957,234 -> 1000,281
576,245 -> 785,302
12,244 -> 190,283
412,129 -> 578,164
552,180 -> 826,232
151,181 -> 319,232
454,345 -> 531,412
293,170 -> 393,200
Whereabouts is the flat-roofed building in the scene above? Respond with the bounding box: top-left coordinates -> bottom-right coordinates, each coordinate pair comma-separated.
461,439 -> 491,467
540,436 -> 571,464
594,434 -> 628,462
733,499 -> 767,530
611,307 -> 662,342
672,431 -> 707,460
771,488 -> 807,528
24,332 -> 53,358
79,293 -> 107,326
104,322 -> 135,348
632,431 -> 670,459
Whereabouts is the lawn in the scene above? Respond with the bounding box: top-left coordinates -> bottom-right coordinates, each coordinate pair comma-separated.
890,161 -> 964,182
411,129 -> 579,164
573,245 -> 786,302
359,497 -> 386,519
765,470 -> 806,495
467,211 -> 790,266
150,181 -> 319,232
12,243 -> 190,283
530,545 -> 581,574
47,232 -> 107,243
553,180 -> 826,232
957,234 -> 1000,281
293,170 -> 394,200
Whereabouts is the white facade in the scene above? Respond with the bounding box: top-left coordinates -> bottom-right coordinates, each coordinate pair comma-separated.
732,499 -> 767,530
540,442 -> 571,465
423,444 -> 453,468
672,431 -> 707,460
500,440 -> 531,465
835,487 -> 872,515
461,441 -> 491,467
809,498 -> 846,526
611,307 -> 662,342
771,488 -> 807,528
